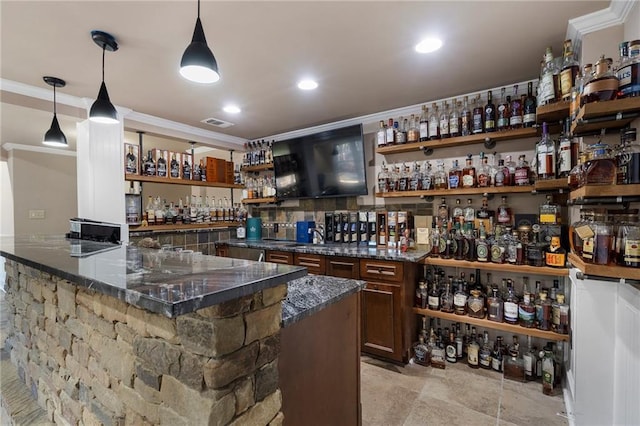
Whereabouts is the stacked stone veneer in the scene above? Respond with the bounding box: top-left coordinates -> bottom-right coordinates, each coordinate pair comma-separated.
3,259 -> 287,426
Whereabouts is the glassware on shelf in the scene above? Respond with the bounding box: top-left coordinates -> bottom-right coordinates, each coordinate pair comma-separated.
584,138 -> 617,186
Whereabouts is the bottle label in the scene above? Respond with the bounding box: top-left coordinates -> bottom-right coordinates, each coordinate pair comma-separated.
476,243 -> 488,261
618,64 -> 632,87
429,120 -> 439,136
518,305 -> 535,321
477,174 -> 490,187
539,213 -> 557,224
468,298 -> 484,313
449,119 -> 459,134
582,238 -> 594,260
414,345 -> 428,364
523,113 -> 536,124
537,153 -> 548,174
515,168 -> 529,185
491,356 -> 502,371
448,174 -> 460,189
386,128 -> 395,144
428,296 -> 440,309
504,302 -> 518,321
472,113 -> 483,133
510,114 -> 523,126
560,68 -> 574,97
523,353 -> 533,376
454,294 -> 467,307
539,73 -> 555,104
440,118 -> 449,135
462,174 -> 475,187
624,239 -> 640,262
377,132 -> 386,147
446,345 -> 457,361
545,252 -> 566,267
378,178 -> 387,192
552,306 -> 561,325
479,351 -> 491,367
419,122 -> 429,139
467,345 -> 479,365
396,132 -> 406,144
559,140 -> 572,173
379,234 -> 385,245
491,244 -> 504,262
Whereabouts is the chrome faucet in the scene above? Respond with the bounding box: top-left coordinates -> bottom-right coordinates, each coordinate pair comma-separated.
311,225 -> 325,244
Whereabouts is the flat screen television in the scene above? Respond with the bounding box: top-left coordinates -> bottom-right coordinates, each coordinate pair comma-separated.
273,124 -> 367,200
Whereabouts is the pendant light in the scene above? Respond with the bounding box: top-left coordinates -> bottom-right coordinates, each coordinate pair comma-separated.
180,0 -> 220,84
42,76 -> 68,147
89,30 -> 119,124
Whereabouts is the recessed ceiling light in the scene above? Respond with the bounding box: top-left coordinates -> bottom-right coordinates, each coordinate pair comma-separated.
298,79 -> 318,90
415,38 -> 443,54
223,105 -> 241,114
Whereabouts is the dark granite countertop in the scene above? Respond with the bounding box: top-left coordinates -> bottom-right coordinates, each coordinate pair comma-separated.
222,239 -> 430,262
0,236 -> 306,318
282,275 -> 365,327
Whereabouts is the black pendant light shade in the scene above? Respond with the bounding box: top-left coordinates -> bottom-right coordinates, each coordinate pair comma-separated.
42,76 -> 68,148
180,1 -> 220,84
89,30 -> 119,124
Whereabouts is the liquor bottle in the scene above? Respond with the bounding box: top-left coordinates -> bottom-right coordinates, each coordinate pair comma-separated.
514,155 -> 531,186
557,119 -> 574,178
376,120 -> 386,148
409,162 -> 421,191
478,331 -> 492,369
426,278 -> 440,310
449,99 -> 461,137
539,46 -> 558,105
503,282 -> 519,325
465,226 -> 477,262
199,159 -> 207,181
446,331 -> 458,363
437,197 -> 449,223
442,220 -> 454,259
170,153 -> 180,178
440,277 -> 455,313
542,345 -> 556,395
463,199 -> 475,224
476,194 -> 492,222
433,161 -> 448,189
407,114 -> 419,143
413,335 -> 431,366
439,102 -> 450,138
618,39 -> 640,98
421,161 -> 433,191
497,88 -> 510,131
510,84 -> 523,129
518,285 -> 536,328
419,105 -> 429,141
452,199 -> 464,222
476,223 -> 489,262
143,150 -> 156,176
156,151 -> 168,177
453,279 -> 468,315
545,236 -> 567,268
522,335 -> 538,381
490,225 -> 505,264
491,336 -> 505,372
386,118 -> 396,145
582,56 -> 619,104
539,195 -> 561,225
472,95 -> 484,134
428,103 -> 440,140
536,122 -> 557,180
467,329 -> 480,369
523,82 -> 537,127
467,289 -> 485,319
477,152 -> 492,187
552,294 -> 570,334
504,336 -> 525,382
504,155 -> 516,186
126,146 -> 138,174
497,196 -> 513,226
377,162 -> 389,193
487,287 -> 504,322
430,218 -> 440,257
536,291 -> 552,331
390,163 -> 400,191
398,162 -> 410,191
455,324 -> 464,360
448,160 -> 462,189
396,117 -> 407,144
460,96 -> 471,136
454,224 -> 466,260
494,159 -> 506,186
484,90 -> 496,132
560,39 -> 580,100
430,327 -> 446,369
462,154 -> 477,188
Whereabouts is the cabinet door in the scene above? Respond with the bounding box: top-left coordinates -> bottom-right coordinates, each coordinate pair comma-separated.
361,281 -> 403,362
215,246 -> 228,257
294,253 -> 326,275
326,256 -> 360,279
266,250 -> 294,265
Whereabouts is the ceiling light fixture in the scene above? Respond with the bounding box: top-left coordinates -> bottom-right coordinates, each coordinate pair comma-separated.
42,76 -> 67,148
298,79 -> 318,90
180,0 -> 220,83
415,37 -> 443,54
89,30 -> 119,124
223,105 -> 241,114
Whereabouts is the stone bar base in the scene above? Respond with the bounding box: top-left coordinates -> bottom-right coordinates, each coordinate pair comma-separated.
3,259 -> 287,426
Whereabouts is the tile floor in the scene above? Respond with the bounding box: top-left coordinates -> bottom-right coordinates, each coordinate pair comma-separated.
360,356 -> 570,426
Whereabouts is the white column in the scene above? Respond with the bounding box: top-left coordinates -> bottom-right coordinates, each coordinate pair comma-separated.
76,119 -> 125,224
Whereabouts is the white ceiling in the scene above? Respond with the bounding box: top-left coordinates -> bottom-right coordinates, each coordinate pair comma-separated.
1,1 -> 611,150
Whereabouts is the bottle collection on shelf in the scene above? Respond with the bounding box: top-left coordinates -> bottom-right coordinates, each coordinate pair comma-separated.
140,195 -> 246,226
241,175 -> 277,199
241,140 -> 274,168
415,267 -> 570,335
413,313 -> 565,395
424,194 -> 566,269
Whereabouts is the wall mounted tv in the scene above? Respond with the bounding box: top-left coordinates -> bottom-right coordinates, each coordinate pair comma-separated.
272,124 -> 367,200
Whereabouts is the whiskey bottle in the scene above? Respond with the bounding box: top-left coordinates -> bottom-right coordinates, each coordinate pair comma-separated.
407,114 -> 419,143
484,90 -> 496,132
487,287 -> 504,322
582,56 -> 619,104
467,289 -> 485,319
461,96 -> 471,136
463,199 -> 475,224
448,160 -> 462,189
429,103 -> 440,140
413,335 -> 431,366
419,106 -> 429,141
536,291 -> 552,331
504,336 -> 525,382
497,87 -> 510,131
143,150 -> 156,176
170,153 -> 180,178
428,279 -> 440,311
494,159 -> 506,186
409,162 -> 421,191
182,157 -> 191,180
514,155 -> 531,186
505,155 -> 517,186
497,196 -> 513,226
539,195 -> 561,225
490,225 -> 506,264
433,161 -> 448,189
510,84 -> 523,129
536,122 -> 557,180
545,236 -> 567,268
539,47 -> 559,105
557,119 -> 575,178
453,279 -> 468,315
479,331 -> 493,369
126,146 -> 137,174
503,282 -> 519,325
522,335 -> 538,381
618,39 -> 640,98
518,280 -> 536,328
440,277 -> 455,313
523,82 -> 537,127
472,96 -> 484,134
462,154 -> 477,188
437,197 -> 449,223
491,336 -> 505,372
386,118 -> 396,145
376,120 -> 386,148
446,331 -> 458,363
465,226 -> 477,261
476,223 -> 489,262
477,152 -> 492,188
439,101 -> 450,138
541,345 -> 556,395
377,162 -> 390,193
449,99 -> 461,137
398,163 -> 410,191
156,151 -> 168,177
452,198 -> 464,222
421,161 -> 433,191
560,39 -> 580,100
397,117 -> 407,144
467,329 -> 480,369
199,158 -> 207,181
552,294 -> 570,334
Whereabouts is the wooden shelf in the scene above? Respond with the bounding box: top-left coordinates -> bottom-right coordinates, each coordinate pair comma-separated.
129,222 -> 241,232
242,197 -> 278,204
568,252 -> 640,281
572,97 -> 640,134
413,307 -> 570,341
568,184 -> 640,201
422,257 -> 569,277
536,100 -> 570,125
241,164 -> 274,172
125,174 -> 243,189
376,185 -> 534,198
375,127 -> 539,155
534,178 -> 570,192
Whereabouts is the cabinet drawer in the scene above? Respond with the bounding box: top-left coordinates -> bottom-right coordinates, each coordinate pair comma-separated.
359,260 -> 404,284
266,250 -> 294,265
326,256 -> 360,279
294,253 -> 326,275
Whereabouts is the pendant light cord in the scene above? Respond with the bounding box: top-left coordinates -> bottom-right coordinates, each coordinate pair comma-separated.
53,85 -> 57,115
102,45 -> 106,82
197,0 -> 200,18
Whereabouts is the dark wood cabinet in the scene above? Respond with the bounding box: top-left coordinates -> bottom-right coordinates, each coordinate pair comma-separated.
265,250 -> 294,265
326,256 -> 360,279
360,282 -> 403,361
215,244 -> 228,257
294,253 -> 326,275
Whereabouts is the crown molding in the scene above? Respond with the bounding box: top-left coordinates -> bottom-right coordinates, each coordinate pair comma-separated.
1,78 -> 87,109
566,0 -> 636,42
2,143 -> 77,157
